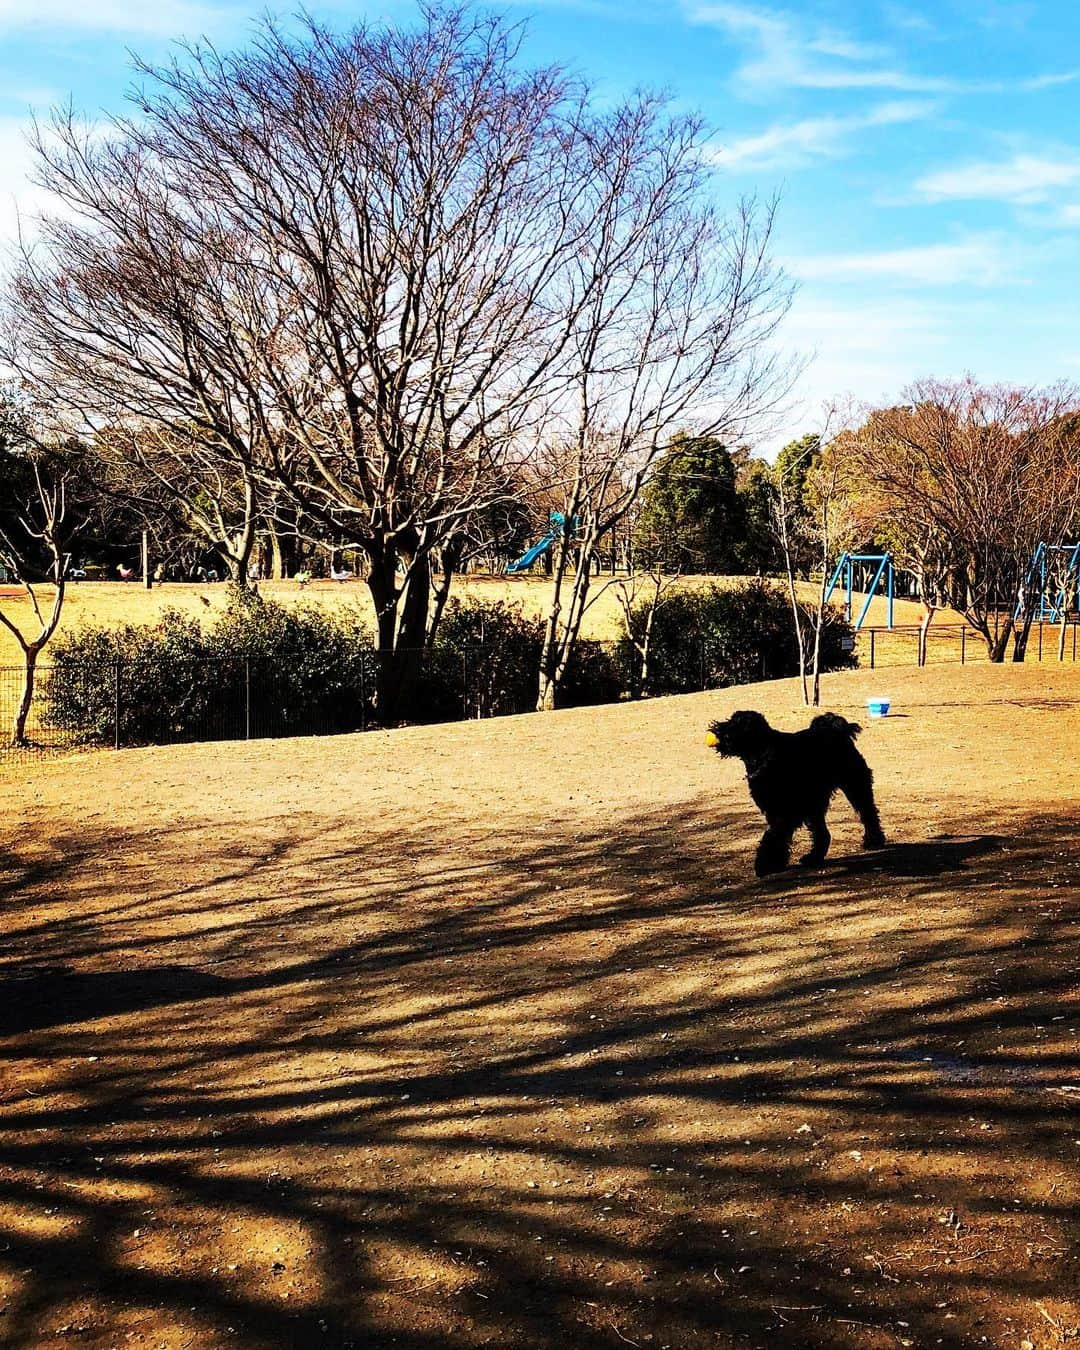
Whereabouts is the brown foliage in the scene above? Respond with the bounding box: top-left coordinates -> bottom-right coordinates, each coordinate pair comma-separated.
834,377 -> 1080,660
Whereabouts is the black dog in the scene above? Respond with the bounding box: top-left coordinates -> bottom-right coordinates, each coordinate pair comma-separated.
707,710 -> 886,877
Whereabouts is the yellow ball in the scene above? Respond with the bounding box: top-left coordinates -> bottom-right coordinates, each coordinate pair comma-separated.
704,731 -> 719,747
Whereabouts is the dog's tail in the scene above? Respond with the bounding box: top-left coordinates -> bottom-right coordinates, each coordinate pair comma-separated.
809,712 -> 862,741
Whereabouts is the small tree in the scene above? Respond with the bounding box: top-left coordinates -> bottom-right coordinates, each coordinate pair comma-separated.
771,434 -> 818,703
0,400 -> 79,744
769,428 -> 863,705
529,183 -> 791,712
803,443 -> 864,705
612,553 -> 684,698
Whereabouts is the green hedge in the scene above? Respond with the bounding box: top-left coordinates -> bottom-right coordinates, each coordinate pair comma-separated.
44,587 -> 375,745
415,598 -> 621,721
42,581 -> 856,746
617,580 -> 857,696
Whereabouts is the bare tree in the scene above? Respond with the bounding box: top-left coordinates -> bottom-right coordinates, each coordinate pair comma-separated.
3,8 -> 792,721
768,428 -> 862,706
771,434 -> 822,704
0,403 -> 78,745
837,379 -> 1080,662
93,424 -> 265,585
613,559 -> 684,699
525,187 -> 790,711
1050,548 -> 1079,661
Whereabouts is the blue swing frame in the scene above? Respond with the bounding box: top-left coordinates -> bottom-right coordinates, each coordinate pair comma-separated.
824,552 -> 895,631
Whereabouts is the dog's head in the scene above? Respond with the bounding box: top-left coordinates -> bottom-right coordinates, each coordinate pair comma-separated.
705,709 -> 772,760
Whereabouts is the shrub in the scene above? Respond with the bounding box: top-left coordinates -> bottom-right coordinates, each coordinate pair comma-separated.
211,586 -> 375,737
46,608 -> 214,744
417,599 -> 544,721
618,580 -> 857,695
45,586 -> 375,745
559,639 -> 624,708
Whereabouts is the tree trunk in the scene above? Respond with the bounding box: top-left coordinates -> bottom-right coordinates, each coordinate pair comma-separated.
536,527 -> 593,712
269,522 -> 284,580
368,550 -> 401,724
917,605 -> 937,667
988,620 -> 1013,663
429,533 -> 464,642
366,545 -> 433,726
228,504 -> 257,589
537,530 -> 571,712
1011,621 -> 1032,661
782,561 -> 808,705
12,645 -> 38,747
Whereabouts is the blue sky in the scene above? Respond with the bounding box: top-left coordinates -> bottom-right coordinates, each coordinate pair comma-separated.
2,0 -> 1080,444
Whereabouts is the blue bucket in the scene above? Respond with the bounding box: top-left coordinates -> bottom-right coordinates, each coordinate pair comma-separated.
867,697 -> 891,718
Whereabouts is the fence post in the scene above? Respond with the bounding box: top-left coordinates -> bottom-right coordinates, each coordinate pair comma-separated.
699,640 -> 706,691
870,629 -> 875,670
113,656 -> 121,750
961,627 -> 966,665
1037,622 -> 1043,662
244,657 -> 251,740
360,657 -> 366,731
462,650 -> 469,720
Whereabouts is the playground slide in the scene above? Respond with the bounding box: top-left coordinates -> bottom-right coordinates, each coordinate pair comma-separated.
506,533 -> 556,574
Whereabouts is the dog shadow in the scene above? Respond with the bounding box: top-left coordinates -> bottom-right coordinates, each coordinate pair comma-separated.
820,833 -> 1005,878
0,964 -> 230,1035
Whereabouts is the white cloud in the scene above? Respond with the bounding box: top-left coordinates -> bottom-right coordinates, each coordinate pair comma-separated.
759,293 -> 950,448
0,0 -> 228,37
686,1 -> 1078,97
784,237 -> 1010,287
0,116 -> 44,257
882,5 -> 939,37
712,99 -> 933,171
916,153 -> 1080,203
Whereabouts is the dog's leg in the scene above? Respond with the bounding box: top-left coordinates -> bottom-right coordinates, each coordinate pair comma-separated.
755,817 -> 796,877
799,814 -> 831,867
841,757 -> 886,849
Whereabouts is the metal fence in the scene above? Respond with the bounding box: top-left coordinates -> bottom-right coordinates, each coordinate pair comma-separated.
859,619 -> 1080,668
0,646 -> 623,764
1,618 -> 1077,764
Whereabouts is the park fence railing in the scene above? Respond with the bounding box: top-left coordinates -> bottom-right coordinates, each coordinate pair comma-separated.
1,618 -> 1077,764
859,618 -> 1080,668
0,645 -> 629,763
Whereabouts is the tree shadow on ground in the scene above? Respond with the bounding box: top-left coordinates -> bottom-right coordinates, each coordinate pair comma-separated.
0,800 -> 1076,1348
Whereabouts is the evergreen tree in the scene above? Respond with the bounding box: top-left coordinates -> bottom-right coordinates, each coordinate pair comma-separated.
634,433 -> 742,573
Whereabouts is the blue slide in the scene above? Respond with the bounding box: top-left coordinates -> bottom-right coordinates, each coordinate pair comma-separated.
507,530 -> 558,573
506,513 -> 576,574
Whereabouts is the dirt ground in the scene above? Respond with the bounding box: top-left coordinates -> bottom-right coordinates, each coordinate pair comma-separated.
1,662 -> 1078,1349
